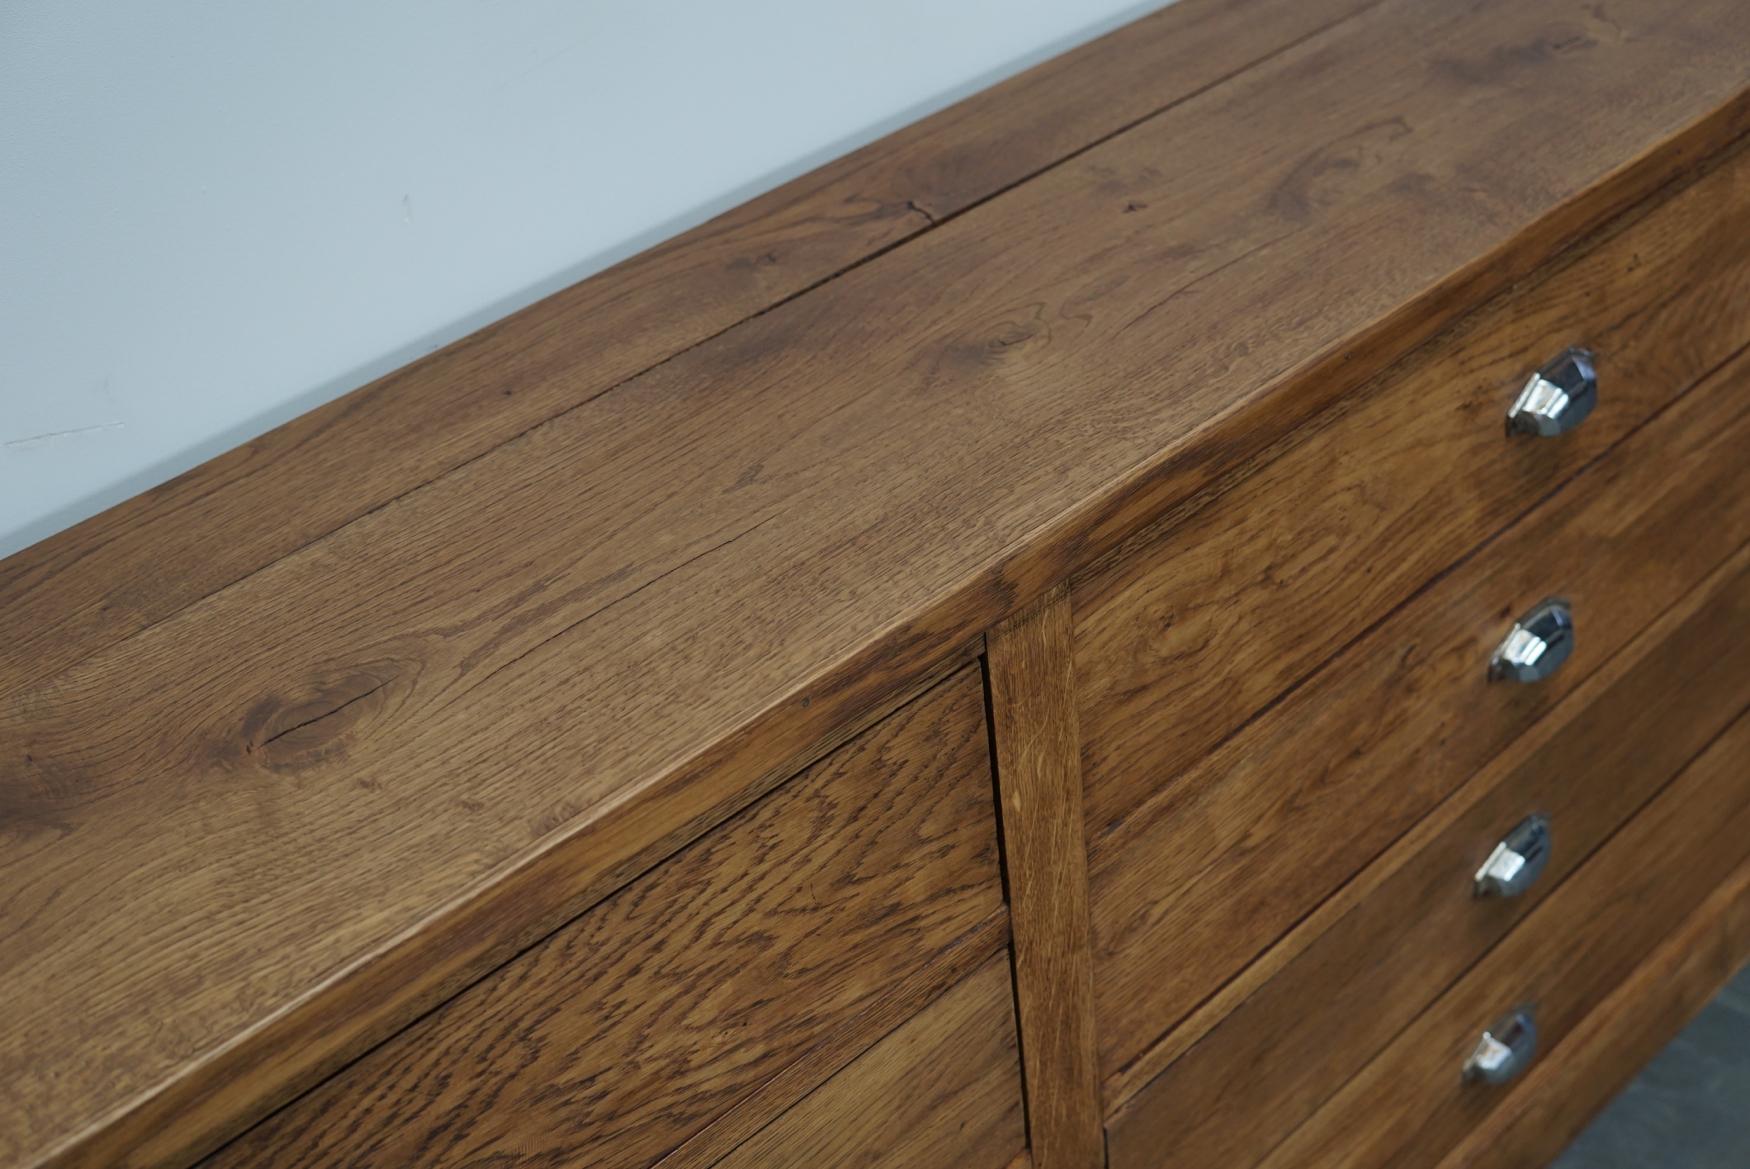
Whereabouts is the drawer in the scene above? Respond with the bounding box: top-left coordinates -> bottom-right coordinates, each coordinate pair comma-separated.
203,666 -> 1005,1169
1104,546 -> 1750,1169
1089,343 -> 1750,1096
710,956 -> 1025,1169
1074,140 -> 1750,846
1253,702 -> 1750,1169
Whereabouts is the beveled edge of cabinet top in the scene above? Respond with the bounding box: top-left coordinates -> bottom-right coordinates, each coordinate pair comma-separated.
4,0 -> 1749,1165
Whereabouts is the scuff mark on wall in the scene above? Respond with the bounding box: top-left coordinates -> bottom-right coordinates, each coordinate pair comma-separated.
5,422 -> 126,450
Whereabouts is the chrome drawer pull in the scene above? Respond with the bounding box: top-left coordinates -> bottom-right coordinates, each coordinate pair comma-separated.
1474,815 -> 1552,898
1508,347 -> 1597,437
1463,1007 -> 1538,1085
1489,598 -> 1574,684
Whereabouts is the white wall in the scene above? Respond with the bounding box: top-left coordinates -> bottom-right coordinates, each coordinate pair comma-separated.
0,0 -> 1165,558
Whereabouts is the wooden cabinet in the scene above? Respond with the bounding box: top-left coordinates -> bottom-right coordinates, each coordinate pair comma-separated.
5,3 -> 1750,1169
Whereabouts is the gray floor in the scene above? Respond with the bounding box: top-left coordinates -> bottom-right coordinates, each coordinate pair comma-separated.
1552,964 -> 1750,1168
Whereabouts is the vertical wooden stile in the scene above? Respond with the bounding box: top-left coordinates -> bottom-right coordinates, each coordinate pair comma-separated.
985,583 -> 1105,1169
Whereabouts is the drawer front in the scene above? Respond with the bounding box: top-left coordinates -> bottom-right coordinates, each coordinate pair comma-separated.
204,666 -> 1004,1169
1254,703 -> 1750,1169
1105,549 -> 1750,1169
1089,344 -> 1750,1093
711,956 -> 1025,1169
1074,141 -> 1750,845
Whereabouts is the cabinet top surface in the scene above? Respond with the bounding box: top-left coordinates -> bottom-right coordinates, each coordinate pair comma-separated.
3,0 -> 1747,1163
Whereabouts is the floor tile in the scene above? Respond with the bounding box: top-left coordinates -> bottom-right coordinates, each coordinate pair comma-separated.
1552,964 -> 1750,1169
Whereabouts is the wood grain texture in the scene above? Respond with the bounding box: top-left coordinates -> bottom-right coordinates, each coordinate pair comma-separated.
652,914 -> 1011,1169
198,668 -> 1001,1169
1255,707 -> 1750,1169
0,0 -> 1384,702
1074,134 -> 1750,842
1434,864 -> 1750,1169
6,3 -> 1750,1166
1105,542 -> 1750,1169
987,585 -> 1103,1169
658,910 -> 1015,1169
708,956 -> 1026,1169
1091,341 -> 1750,1096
